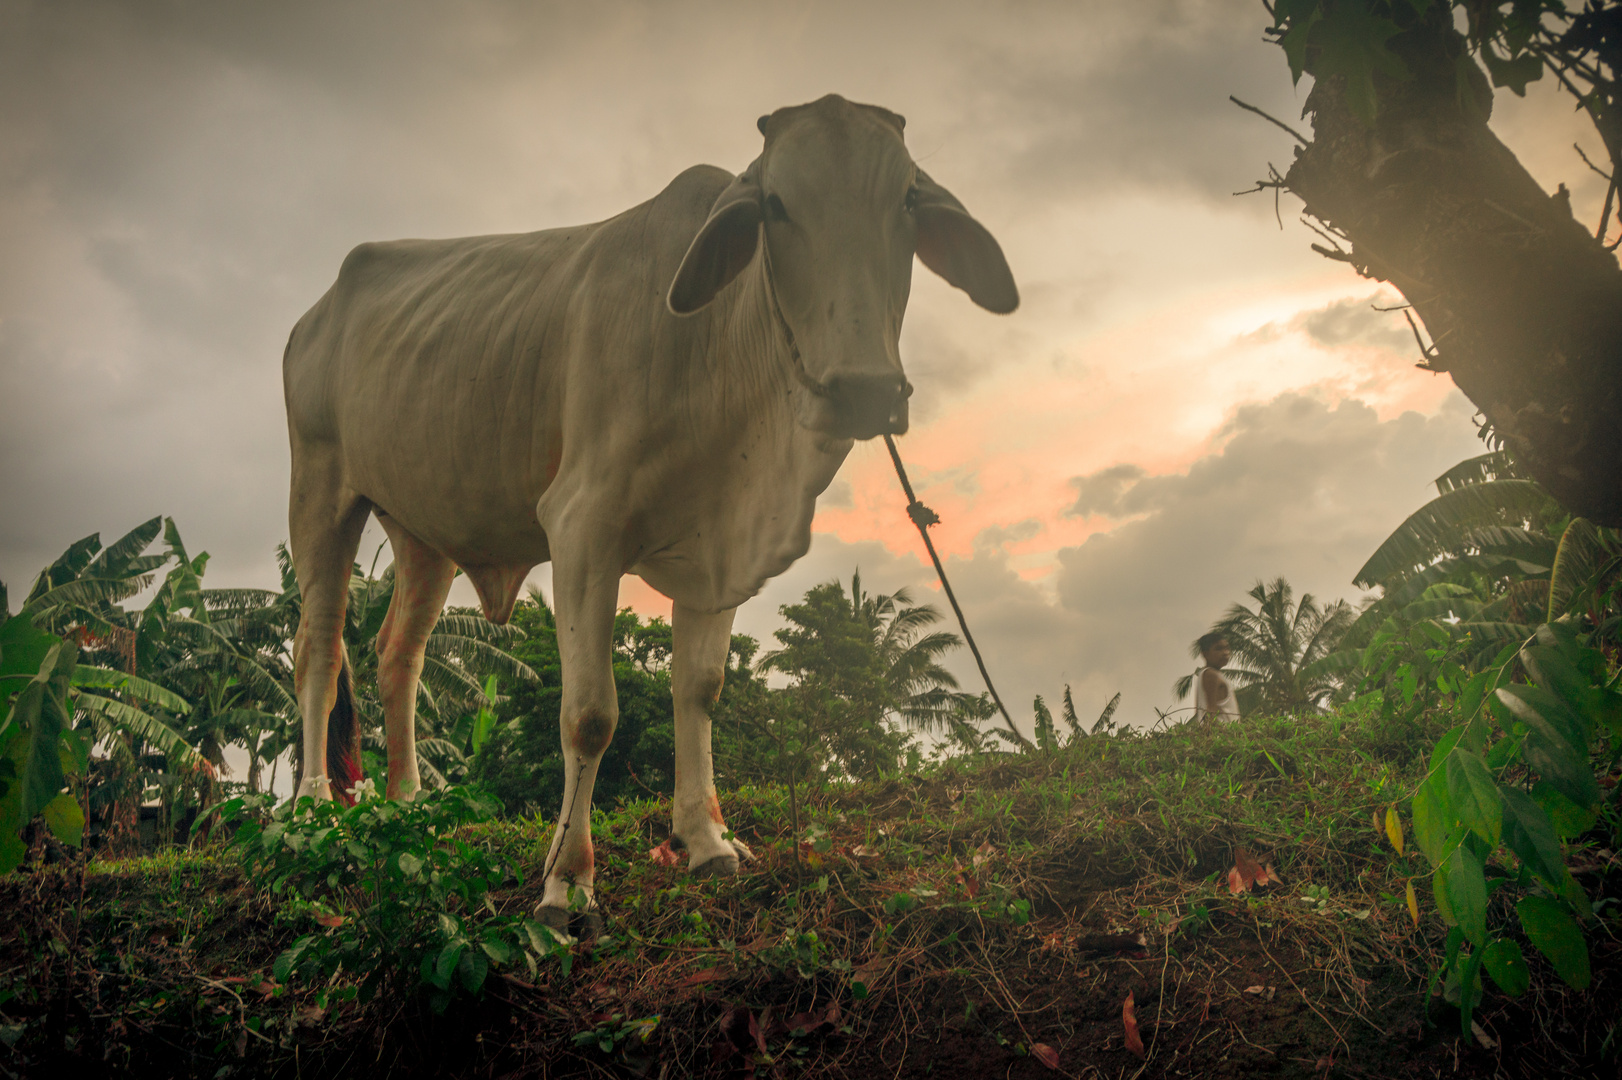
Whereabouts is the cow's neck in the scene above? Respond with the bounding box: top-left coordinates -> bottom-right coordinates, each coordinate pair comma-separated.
638,253 -> 850,611
716,255 -> 800,405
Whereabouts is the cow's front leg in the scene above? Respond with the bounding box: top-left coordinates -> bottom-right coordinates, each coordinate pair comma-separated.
535,545 -> 621,940
672,603 -> 752,875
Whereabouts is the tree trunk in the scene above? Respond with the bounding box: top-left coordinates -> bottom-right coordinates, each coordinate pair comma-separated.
1284,13 -> 1622,525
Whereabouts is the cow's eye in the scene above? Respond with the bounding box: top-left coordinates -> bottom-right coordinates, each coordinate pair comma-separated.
765,193 -> 790,223
904,186 -> 919,213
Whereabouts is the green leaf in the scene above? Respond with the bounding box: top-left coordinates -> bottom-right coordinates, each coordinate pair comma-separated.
1497,687 -> 1600,808
1482,938 -> 1530,997
68,666 -> 189,713
1445,750 -> 1501,846
457,947 -> 488,993
1441,845 -> 1488,947
1532,781 -> 1597,841
1517,896 -> 1590,989
1309,0 -> 1410,125
41,792 -> 83,847
1410,771 -> 1453,866
2,641 -> 79,836
1501,786 -> 1570,892
433,942 -> 464,990
398,851 -> 424,877
0,616 -> 59,683
1480,46 -> 1544,95
1499,683 -> 1591,750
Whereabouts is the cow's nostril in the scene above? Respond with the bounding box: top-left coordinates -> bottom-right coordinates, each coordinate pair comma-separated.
824,374 -> 908,437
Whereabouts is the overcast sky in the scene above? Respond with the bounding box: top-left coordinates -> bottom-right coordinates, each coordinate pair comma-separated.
2,0 -> 1611,740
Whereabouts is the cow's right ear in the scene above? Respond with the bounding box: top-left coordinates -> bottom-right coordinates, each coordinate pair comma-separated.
668,175 -> 763,315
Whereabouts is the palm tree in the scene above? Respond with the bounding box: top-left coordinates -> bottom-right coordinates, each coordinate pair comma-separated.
1175,577 -> 1355,716
1342,450 -> 1622,663
762,570 -> 982,734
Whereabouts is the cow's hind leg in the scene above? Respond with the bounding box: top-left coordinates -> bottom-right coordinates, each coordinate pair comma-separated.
289,447 -> 370,802
534,537 -> 621,939
374,515 -> 456,801
671,603 -> 751,876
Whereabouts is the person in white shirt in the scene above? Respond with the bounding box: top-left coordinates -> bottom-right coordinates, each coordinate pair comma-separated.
1194,632 -> 1240,723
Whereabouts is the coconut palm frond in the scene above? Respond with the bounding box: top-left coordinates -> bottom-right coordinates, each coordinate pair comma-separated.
75,695 -> 198,763
1432,451 -> 1525,494
1354,479 -> 1557,588
424,633 -> 539,683
1092,692 -> 1121,735
431,613 -> 525,643
70,665 -> 191,713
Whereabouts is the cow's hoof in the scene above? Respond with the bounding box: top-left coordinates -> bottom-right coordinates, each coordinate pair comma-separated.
535,905 -> 604,943
692,853 -> 739,878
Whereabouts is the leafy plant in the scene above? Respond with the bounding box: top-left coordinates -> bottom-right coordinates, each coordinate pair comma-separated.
213,785 -> 567,1011
1385,621 -> 1621,1035
0,607 -> 85,872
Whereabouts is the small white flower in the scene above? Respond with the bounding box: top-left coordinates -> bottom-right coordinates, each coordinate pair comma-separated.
347,777 -> 379,802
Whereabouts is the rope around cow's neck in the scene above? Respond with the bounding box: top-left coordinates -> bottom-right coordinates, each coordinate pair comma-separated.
758,239 -> 1030,750
882,434 -> 1033,751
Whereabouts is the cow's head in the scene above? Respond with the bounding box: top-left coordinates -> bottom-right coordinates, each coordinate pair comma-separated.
667,94 -> 1017,441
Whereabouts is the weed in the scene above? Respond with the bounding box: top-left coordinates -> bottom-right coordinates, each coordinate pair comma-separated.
211,784 -> 568,1011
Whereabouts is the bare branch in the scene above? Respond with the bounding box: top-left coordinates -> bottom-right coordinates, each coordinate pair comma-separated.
1228,95 -> 1310,147
1573,143 -> 1614,184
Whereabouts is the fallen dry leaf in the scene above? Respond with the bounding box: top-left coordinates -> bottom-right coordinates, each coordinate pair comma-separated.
1470,1021 -> 1497,1050
1031,1042 -> 1061,1069
648,840 -> 682,867
676,968 -> 724,988
313,911 -> 345,929
1122,991 -> 1145,1059
1243,985 -> 1277,1002
1228,848 -> 1274,895
972,840 -> 997,869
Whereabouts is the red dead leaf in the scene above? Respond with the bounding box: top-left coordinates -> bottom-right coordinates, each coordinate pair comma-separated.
313,911 -> 346,929
648,840 -> 682,867
677,968 -> 724,988
1031,1042 -> 1062,1069
1122,991 -> 1146,1059
1229,848 -> 1273,894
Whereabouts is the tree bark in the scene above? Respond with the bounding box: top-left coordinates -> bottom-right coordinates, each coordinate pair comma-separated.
1284,14 -> 1622,525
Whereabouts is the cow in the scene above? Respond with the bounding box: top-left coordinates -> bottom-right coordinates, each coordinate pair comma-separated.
283,94 -> 1017,936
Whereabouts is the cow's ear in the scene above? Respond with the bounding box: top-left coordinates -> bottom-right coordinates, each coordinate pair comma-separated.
912,170 -> 1019,315
668,175 -> 763,315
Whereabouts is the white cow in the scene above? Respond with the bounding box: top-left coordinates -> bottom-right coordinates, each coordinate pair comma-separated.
283,94 -> 1017,935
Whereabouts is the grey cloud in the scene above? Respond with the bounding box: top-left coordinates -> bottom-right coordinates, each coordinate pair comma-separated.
1066,463 -> 1147,518
817,479 -> 854,510
1296,293 -> 1414,354
735,391 -> 1488,739
950,0 -> 1309,207
974,519 -> 1041,553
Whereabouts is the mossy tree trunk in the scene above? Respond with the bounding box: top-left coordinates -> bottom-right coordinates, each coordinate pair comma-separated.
1284,13 -> 1622,525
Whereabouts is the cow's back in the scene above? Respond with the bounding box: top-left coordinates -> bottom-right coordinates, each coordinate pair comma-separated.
283,165 -> 734,561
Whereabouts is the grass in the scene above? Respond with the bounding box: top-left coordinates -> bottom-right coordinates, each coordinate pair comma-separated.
3,709 -> 1619,1078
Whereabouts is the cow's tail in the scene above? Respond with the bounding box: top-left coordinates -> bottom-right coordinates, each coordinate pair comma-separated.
326,646 -> 363,806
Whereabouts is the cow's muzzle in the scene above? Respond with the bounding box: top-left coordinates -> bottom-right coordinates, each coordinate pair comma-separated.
825,374 -> 911,439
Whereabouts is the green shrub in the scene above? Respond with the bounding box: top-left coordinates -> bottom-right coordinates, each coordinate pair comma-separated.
1380,622 -> 1622,1036
213,784 -> 568,1012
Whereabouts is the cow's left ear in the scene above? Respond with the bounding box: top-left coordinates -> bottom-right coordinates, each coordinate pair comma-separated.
668,172 -> 763,315
912,170 -> 1019,315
